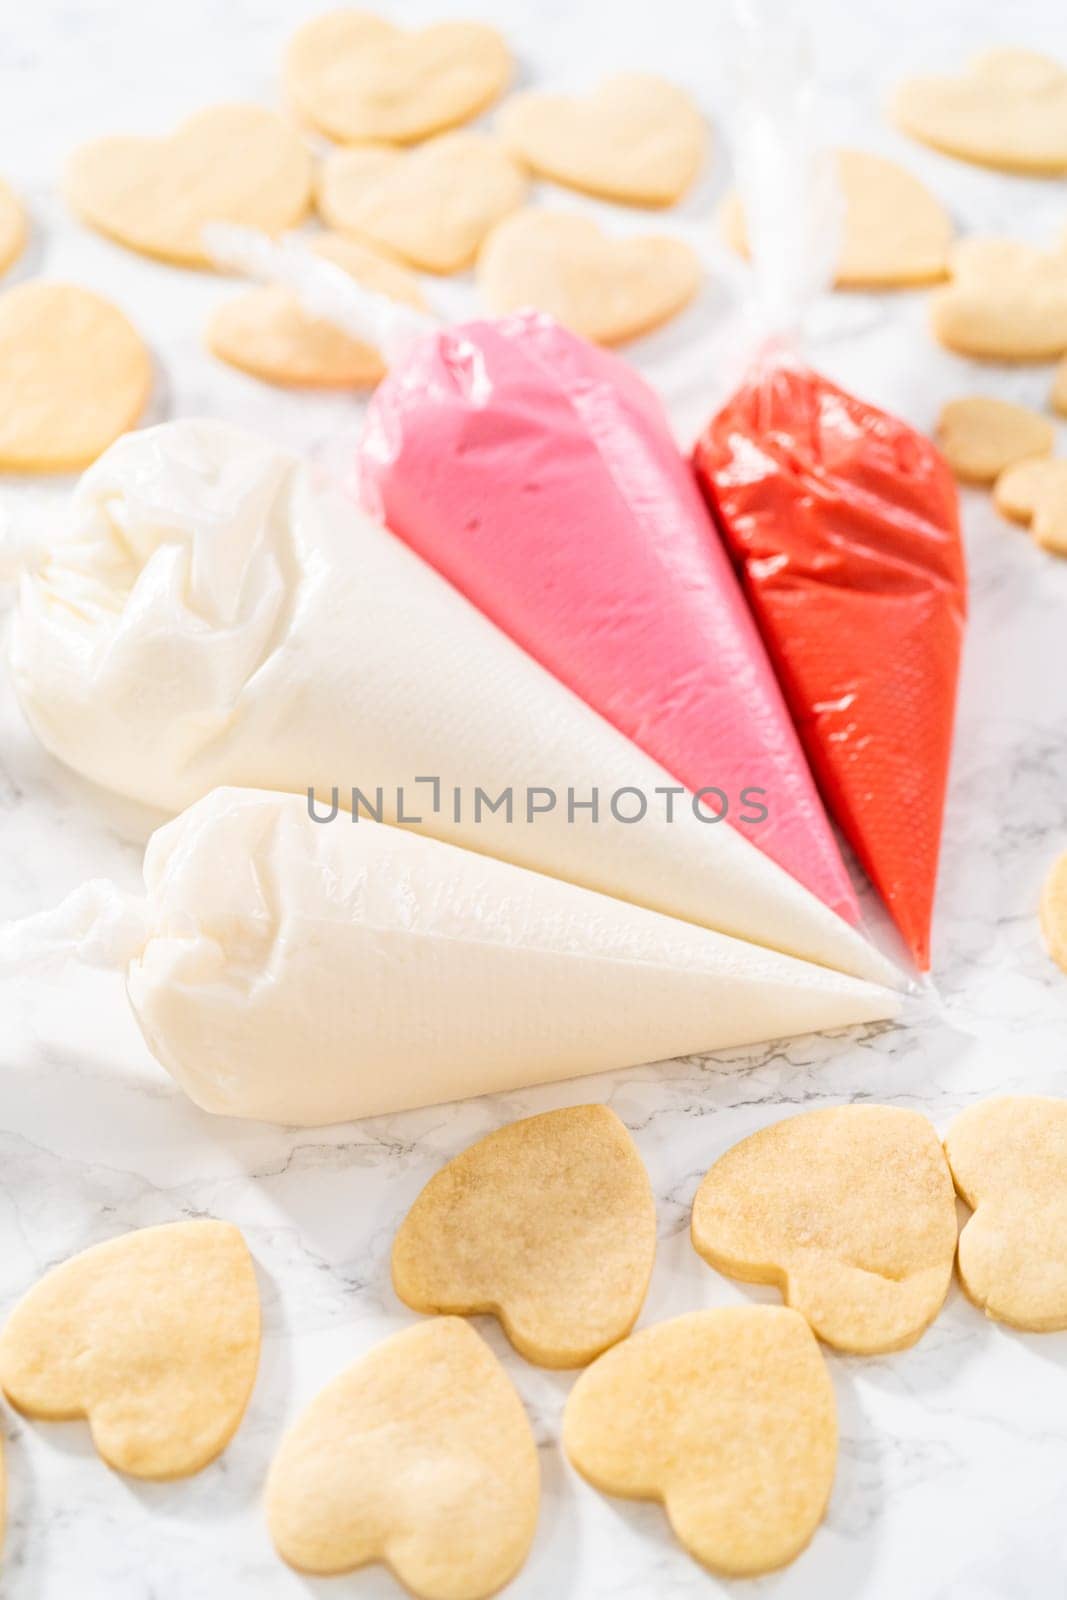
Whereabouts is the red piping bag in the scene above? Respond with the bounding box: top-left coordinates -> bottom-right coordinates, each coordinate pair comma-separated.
692,7 -> 966,969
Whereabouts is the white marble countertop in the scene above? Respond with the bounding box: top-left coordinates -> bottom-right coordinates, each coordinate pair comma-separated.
3,0 -> 1067,1595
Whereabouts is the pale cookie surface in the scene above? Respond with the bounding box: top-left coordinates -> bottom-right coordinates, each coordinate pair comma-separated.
478,209 -> 700,345
0,283 -> 150,472
721,149 -> 952,288
0,1220 -> 260,1478
893,49 -> 1067,174
937,396 -> 1054,485
993,457 -> 1067,555
0,178 -> 26,275
1053,357 -> 1067,417
563,1306 -> 836,1578
392,1105 -> 656,1368
266,1318 -> 539,1599
497,73 -> 705,206
931,236 -> 1067,361
1042,852 -> 1067,972
946,1097 -> 1067,1330
207,233 -> 426,387
691,1105 -> 957,1353
317,132 -> 526,274
285,10 -> 511,145
66,104 -> 312,267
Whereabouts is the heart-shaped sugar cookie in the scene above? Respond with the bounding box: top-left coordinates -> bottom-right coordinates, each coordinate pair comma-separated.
1053,358 -> 1067,417
285,10 -> 511,145
1042,851 -> 1067,972
497,73 -> 705,206
994,457 -> 1067,554
691,1106 -> 957,1353
317,132 -> 526,274
893,49 -> 1067,174
931,236 -> 1067,361
946,1097 -> 1067,1330
0,178 -> 26,276
266,1318 -> 539,1598
721,150 -> 952,288
392,1105 -> 656,1368
937,396 -> 1054,485
478,209 -> 700,345
207,233 -> 426,387
66,105 -> 313,267
563,1306 -> 836,1578
0,283 -> 151,472
0,1220 -> 260,1478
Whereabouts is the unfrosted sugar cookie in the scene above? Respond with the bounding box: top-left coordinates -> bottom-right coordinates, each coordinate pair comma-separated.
66,105 -> 313,267
0,179 -> 26,276
946,1097 -> 1067,1330
317,132 -> 526,274
691,1105 -> 957,1353
392,1105 -> 656,1368
266,1318 -> 539,1598
207,233 -> 426,387
563,1306 -> 836,1578
0,1221 -> 260,1478
1042,852 -> 1067,971
937,396 -> 1054,485
893,49 -> 1067,174
1052,358 -> 1067,417
994,457 -> 1067,555
0,283 -> 150,472
931,236 -> 1067,361
721,149 -> 952,288
285,10 -> 511,145
497,74 -> 705,206
478,209 -> 701,345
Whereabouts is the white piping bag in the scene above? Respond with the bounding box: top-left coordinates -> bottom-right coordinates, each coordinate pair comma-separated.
0,788 -> 899,1127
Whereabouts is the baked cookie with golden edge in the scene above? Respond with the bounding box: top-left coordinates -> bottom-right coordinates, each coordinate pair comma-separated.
722,149 -> 952,288
563,1306 -> 836,1578
285,10 -> 511,145
0,179 -> 26,276
497,74 -> 705,206
317,132 -> 526,275
478,209 -> 700,346
66,105 -> 312,267
691,1105 -> 957,1353
937,396 -> 1054,485
946,1097 -> 1067,1331
931,236 -> 1067,362
0,283 -> 150,473
893,49 -> 1067,174
266,1318 -> 538,1599
207,233 -> 426,388
1052,357 -> 1067,418
1041,851 -> 1067,973
994,458 -> 1067,555
393,1105 -> 656,1368
0,1220 -> 260,1478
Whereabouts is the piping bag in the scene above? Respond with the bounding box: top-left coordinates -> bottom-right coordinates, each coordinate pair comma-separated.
0,788 -> 898,1126
235,262 -> 862,925
691,2 -> 966,971
8,408 -> 897,989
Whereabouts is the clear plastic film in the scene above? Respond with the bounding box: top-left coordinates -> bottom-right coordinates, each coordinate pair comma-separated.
0,878 -> 149,975
202,224 -> 438,369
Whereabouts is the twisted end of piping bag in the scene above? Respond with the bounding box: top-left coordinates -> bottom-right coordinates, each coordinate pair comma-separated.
692,0 -> 845,422
201,224 -> 440,369
0,879 -> 150,976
